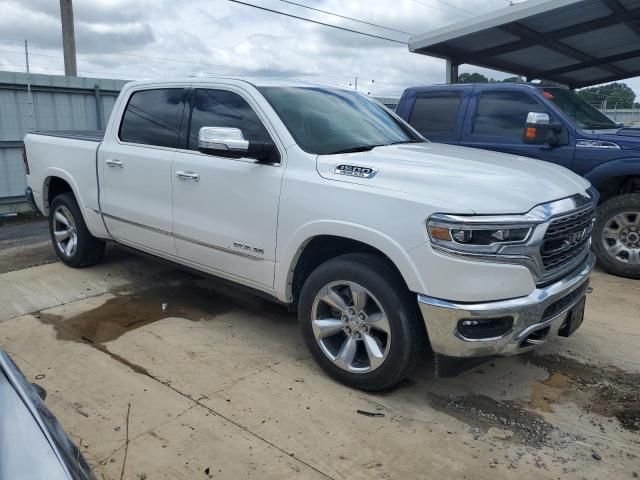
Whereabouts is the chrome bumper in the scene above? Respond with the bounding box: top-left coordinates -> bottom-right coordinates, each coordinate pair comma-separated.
417,251 -> 595,358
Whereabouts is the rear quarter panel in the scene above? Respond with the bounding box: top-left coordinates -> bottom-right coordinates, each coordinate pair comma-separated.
24,133 -> 108,238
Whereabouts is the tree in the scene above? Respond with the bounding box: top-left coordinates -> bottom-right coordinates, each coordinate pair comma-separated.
577,83 -> 637,109
458,72 -> 522,83
458,72 -> 489,83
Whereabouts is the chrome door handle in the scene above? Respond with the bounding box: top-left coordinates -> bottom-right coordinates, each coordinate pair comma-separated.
176,170 -> 200,181
105,159 -> 123,168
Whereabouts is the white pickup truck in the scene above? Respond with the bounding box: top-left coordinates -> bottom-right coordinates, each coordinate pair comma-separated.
24,78 -> 597,390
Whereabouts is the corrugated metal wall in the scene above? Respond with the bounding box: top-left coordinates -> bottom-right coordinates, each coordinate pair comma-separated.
0,71 -> 127,209
602,109 -> 640,126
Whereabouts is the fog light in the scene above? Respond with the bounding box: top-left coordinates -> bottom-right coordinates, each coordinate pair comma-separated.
457,316 -> 514,340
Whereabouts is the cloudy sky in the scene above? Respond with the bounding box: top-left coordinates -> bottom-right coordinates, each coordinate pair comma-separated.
1,0 -> 639,98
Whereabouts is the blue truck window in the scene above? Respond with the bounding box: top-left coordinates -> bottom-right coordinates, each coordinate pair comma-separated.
473,91 -> 548,138
409,92 -> 462,136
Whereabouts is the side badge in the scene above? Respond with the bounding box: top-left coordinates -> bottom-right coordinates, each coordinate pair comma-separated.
332,164 -> 378,178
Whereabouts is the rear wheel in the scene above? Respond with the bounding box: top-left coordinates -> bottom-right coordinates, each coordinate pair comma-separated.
49,193 -> 105,268
592,193 -> 640,279
298,253 -> 423,391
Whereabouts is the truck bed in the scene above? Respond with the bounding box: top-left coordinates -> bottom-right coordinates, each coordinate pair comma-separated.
33,130 -> 105,142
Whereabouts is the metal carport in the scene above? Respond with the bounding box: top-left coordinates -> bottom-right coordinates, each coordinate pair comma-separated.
408,0 -> 640,89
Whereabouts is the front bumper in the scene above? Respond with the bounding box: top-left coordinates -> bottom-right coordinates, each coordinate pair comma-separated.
417,251 -> 595,358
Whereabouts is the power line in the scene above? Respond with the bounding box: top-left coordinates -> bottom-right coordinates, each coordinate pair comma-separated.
275,0 -> 414,35
224,0 -> 408,44
408,0 -> 474,16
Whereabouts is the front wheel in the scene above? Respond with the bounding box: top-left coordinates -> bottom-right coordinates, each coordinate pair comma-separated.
592,193 -> 640,279
49,193 -> 106,268
298,253 -> 423,391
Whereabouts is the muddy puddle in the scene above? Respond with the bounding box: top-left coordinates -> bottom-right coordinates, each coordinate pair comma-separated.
522,353 -> 640,432
36,281 -> 291,376
413,351 -> 639,459
429,393 -> 554,448
38,284 -> 240,344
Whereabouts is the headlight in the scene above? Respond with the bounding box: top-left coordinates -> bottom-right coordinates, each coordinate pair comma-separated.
427,214 -> 534,254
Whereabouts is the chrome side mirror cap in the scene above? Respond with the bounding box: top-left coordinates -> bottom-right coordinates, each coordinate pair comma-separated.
198,127 -> 249,153
526,112 -> 550,125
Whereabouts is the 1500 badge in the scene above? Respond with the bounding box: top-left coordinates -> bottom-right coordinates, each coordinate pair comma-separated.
332,164 -> 378,178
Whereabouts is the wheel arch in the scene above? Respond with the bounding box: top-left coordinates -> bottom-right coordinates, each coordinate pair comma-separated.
42,170 -> 82,216
584,160 -> 640,202
275,222 -> 426,304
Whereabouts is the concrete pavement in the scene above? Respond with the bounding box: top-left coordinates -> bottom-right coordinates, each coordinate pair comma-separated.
0,243 -> 638,479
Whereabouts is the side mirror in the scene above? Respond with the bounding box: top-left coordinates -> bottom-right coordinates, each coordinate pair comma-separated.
523,112 -> 562,146
198,127 -> 277,162
198,127 -> 249,154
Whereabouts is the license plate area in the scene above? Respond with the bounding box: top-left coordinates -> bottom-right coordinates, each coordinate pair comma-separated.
558,296 -> 586,337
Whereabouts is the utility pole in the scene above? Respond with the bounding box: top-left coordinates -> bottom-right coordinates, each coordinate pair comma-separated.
355,77 -> 358,91
25,39 -> 35,131
59,0 -> 77,76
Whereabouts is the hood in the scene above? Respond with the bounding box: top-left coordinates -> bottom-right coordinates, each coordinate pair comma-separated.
0,350 -> 95,480
589,128 -> 640,152
317,143 -> 590,214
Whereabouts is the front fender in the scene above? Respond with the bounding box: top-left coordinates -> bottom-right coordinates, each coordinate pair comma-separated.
584,157 -> 640,189
274,220 -> 427,302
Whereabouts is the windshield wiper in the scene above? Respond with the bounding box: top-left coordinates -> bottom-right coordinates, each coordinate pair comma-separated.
329,145 -> 384,154
584,122 -> 618,129
388,139 -> 426,145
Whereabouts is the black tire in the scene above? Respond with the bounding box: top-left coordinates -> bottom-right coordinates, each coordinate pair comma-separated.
298,253 -> 423,391
49,192 -> 105,268
592,193 -> 640,279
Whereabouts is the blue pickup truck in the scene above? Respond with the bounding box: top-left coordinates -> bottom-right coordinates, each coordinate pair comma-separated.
396,83 -> 640,279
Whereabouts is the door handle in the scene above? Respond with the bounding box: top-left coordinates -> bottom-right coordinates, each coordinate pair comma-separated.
176,170 -> 200,181
105,159 -> 123,168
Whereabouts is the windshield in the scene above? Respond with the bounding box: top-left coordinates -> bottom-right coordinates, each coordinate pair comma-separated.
540,88 -> 619,130
258,86 -> 423,155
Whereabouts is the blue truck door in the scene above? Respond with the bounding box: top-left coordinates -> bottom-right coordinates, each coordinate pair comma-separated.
400,88 -> 469,144
460,87 -> 575,169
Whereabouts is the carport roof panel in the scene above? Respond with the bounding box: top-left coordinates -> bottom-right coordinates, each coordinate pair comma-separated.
408,0 -> 640,88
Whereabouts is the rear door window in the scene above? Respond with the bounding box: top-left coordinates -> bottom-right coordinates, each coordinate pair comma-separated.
119,88 -> 186,148
408,91 -> 462,138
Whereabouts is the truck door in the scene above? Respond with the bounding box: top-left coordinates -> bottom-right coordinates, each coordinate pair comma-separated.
460,87 -> 575,169
171,87 -> 285,292
98,87 -> 187,255
404,89 -> 467,144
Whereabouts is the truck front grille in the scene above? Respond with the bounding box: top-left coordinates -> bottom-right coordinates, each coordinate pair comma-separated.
540,205 -> 596,278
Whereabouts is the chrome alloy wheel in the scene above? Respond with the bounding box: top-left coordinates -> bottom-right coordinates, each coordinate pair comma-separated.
53,205 -> 78,257
311,281 -> 391,373
602,211 -> 640,265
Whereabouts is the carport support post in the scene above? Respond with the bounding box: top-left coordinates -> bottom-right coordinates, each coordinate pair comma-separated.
446,59 -> 459,84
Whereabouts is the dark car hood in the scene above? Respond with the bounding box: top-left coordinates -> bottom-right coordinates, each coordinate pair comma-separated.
0,349 -> 95,480
580,127 -> 640,151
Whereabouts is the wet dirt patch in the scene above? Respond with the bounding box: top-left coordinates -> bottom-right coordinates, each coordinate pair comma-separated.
38,284 -> 240,344
0,243 -> 59,274
36,281 -> 290,378
429,393 -> 554,448
522,353 -> 640,432
529,373 -> 572,413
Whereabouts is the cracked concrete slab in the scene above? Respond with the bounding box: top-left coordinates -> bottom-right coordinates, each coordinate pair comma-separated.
0,248 -> 638,479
